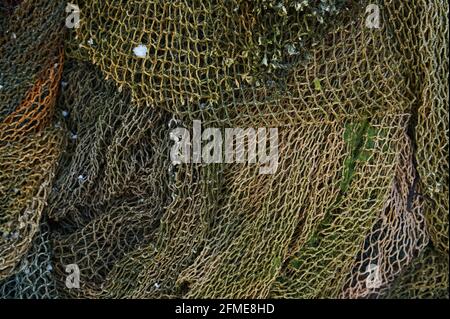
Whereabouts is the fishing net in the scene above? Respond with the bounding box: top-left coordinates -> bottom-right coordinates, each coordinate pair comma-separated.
0,1 -> 22,34
0,127 -> 63,280
66,0 -> 355,114
383,247 -> 449,299
45,60 -> 220,298
266,114 -> 423,299
0,0 -> 65,282
0,221 -> 59,299
0,0 -> 448,299
45,61 -> 171,298
0,0 -> 65,119
412,1 -> 449,256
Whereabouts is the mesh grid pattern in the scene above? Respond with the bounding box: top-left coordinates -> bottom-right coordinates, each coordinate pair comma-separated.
0,0 -> 448,299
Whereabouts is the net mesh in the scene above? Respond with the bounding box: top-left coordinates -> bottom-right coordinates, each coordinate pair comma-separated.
0,0 -> 65,282
0,0 -> 448,299
66,0 -> 353,113
45,61 -> 171,298
413,1 -> 449,256
0,221 -> 59,299
383,247 -> 449,299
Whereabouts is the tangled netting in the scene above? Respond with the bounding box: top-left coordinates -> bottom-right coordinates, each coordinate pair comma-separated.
0,0 -> 448,299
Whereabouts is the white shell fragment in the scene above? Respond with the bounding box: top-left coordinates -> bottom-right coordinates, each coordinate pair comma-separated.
133,44 -> 148,58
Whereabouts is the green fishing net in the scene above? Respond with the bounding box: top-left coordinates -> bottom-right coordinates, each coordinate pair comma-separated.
0,0 -> 448,299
